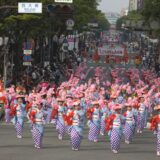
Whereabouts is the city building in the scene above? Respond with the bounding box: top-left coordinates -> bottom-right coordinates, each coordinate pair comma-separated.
105,12 -> 120,25
129,0 -> 138,11
120,8 -> 129,17
137,0 -> 144,11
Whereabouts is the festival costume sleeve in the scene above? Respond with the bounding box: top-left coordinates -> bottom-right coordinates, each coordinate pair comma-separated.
9,105 -> 17,117
105,114 -> 116,131
86,108 -> 94,120
63,111 -> 74,125
26,103 -> 32,113
123,112 -> 127,117
150,116 -> 158,131
29,110 -> 37,123
0,97 -> 7,105
51,108 -> 58,119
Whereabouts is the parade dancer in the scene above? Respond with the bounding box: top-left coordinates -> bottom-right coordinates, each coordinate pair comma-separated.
40,93 -> 48,124
106,104 -> 123,153
5,88 -> 15,123
0,92 -> 7,121
65,94 -> 74,135
29,99 -> 45,149
64,100 -> 85,151
26,100 -> 36,132
131,97 -> 139,135
150,105 -> 160,156
123,103 -> 135,144
87,101 -> 101,142
137,97 -> 147,134
10,95 -> 26,138
51,98 -> 66,140
100,100 -> 110,136
46,89 -> 56,124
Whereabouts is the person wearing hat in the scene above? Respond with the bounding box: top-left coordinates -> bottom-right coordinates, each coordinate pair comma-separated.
5,88 -> 16,123
64,100 -> 85,151
100,100 -> 111,136
137,96 -> 147,134
79,93 -> 86,109
123,102 -> 136,144
105,104 -> 124,154
10,95 -> 26,139
29,99 -> 45,149
87,101 -> 101,142
51,98 -> 66,140
65,96 -> 74,135
26,94 -> 38,132
150,105 -> 160,156
44,91 -> 54,124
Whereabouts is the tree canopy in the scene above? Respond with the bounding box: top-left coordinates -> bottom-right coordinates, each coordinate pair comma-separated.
0,0 -> 110,70
0,0 -> 109,39
142,0 -> 160,20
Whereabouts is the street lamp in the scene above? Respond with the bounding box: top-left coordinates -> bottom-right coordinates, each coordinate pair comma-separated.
0,37 -> 9,88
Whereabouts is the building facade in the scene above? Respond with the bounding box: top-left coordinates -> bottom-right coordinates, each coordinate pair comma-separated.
120,8 -> 129,17
137,0 -> 144,11
129,0 -> 138,11
105,12 -> 120,25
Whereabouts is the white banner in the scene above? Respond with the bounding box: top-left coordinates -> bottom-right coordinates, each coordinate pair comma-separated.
23,62 -> 32,66
55,0 -> 73,3
18,3 -> 42,13
23,50 -> 32,55
67,36 -> 79,51
98,47 -> 124,56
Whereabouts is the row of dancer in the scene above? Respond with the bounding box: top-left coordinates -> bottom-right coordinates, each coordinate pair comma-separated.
0,67 -> 159,156
5,88 -> 160,156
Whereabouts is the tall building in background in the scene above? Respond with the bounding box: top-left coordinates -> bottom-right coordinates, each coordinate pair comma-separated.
129,0 -> 138,11
105,12 -> 120,25
120,8 -> 129,17
137,0 -> 144,11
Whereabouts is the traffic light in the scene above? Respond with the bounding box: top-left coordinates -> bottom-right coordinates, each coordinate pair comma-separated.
47,4 -> 74,16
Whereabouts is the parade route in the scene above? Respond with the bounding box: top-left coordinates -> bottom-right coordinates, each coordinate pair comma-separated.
0,1 -> 159,160
0,124 -> 159,160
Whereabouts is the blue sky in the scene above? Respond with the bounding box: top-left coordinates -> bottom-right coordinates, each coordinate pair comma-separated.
98,0 -> 129,13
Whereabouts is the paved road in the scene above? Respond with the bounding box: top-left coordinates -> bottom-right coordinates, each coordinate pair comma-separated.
0,123 -> 159,160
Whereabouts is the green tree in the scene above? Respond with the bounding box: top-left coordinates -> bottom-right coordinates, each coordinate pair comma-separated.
0,0 -> 109,71
142,0 -> 160,20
